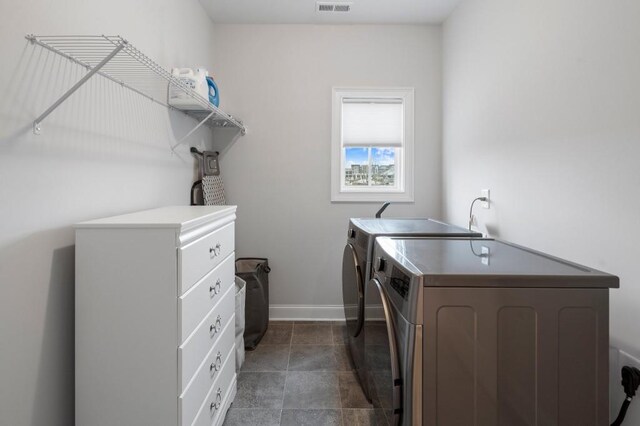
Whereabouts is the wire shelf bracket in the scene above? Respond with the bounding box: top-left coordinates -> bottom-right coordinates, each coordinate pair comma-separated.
25,34 -> 246,145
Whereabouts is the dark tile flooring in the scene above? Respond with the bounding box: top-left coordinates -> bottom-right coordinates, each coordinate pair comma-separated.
223,321 -> 385,426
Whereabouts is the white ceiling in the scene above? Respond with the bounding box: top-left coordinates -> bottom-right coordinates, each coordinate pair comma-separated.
199,0 -> 463,25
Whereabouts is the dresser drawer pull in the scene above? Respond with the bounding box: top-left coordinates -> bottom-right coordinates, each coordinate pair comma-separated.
209,351 -> 223,373
209,388 -> 223,411
209,243 -> 222,258
209,279 -> 222,296
209,315 -> 222,334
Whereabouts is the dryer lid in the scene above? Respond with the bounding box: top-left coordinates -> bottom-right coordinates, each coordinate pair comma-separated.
351,218 -> 481,237
376,237 -> 619,288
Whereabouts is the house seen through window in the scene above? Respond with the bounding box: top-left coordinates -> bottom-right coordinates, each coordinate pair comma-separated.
344,147 -> 396,187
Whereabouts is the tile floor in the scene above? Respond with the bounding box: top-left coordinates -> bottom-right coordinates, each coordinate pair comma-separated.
223,321 -> 386,426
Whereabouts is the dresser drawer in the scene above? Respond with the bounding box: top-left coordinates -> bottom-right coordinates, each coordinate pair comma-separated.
179,286 -> 235,389
179,318 -> 234,425
191,352 -> 236,426
179,222 -> 235,294
179,254 -> 235,343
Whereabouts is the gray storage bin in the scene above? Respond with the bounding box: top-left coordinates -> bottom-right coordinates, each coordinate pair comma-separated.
235,258 -> 270,350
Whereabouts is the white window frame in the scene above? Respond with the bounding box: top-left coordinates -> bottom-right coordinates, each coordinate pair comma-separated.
331,87 -> 414,203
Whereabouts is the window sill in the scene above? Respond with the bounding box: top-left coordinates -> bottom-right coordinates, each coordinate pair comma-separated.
331,191 -> 414,203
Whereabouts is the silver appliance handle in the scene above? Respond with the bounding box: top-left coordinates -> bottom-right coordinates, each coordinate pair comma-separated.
371,278 -> 402,426
346,244 -> 365,337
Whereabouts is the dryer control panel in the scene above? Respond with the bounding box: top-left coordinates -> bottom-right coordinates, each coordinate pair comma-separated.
375,256 -> 411,300
389,267 -> 410,300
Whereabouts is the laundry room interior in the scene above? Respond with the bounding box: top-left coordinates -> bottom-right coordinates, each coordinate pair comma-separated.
1,0 -> 639,425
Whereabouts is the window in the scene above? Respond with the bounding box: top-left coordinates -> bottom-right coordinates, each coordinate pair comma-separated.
331,87 -> 414,202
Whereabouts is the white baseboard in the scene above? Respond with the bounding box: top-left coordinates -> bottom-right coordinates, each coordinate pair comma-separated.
269,304 -> 345,321
269,304 -> 384,321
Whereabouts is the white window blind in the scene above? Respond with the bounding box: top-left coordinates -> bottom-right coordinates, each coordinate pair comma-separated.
341,99 -> 404,147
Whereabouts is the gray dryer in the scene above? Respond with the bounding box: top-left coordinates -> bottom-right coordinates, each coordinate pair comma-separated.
366,237 -> 619,426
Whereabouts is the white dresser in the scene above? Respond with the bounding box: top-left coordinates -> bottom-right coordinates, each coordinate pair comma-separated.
75,206 -> 237,426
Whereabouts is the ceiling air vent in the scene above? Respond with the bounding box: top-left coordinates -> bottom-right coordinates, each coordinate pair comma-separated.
318,3 -> 334,12
317,2 -> 352,13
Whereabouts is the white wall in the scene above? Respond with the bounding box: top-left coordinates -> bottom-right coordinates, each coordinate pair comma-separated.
211,25 -> 442,318
443,0 -> 640,421
0,1 -> 216,424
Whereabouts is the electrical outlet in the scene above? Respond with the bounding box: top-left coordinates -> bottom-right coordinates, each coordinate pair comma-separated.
481,189 -> 490,209
481,246 -> 490,265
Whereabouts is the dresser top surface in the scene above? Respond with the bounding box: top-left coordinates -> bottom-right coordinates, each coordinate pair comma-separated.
75,205 -> 237,231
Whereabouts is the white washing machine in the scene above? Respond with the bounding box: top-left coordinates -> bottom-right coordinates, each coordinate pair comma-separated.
341,218 -> 481,399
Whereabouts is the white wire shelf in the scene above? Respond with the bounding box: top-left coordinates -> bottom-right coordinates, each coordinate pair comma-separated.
25,34 -> 246,149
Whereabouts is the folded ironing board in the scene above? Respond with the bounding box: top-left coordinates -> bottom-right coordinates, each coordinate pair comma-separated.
202,175 -> 226,205
190,148 -> 226,205
201,150 -> 225,205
